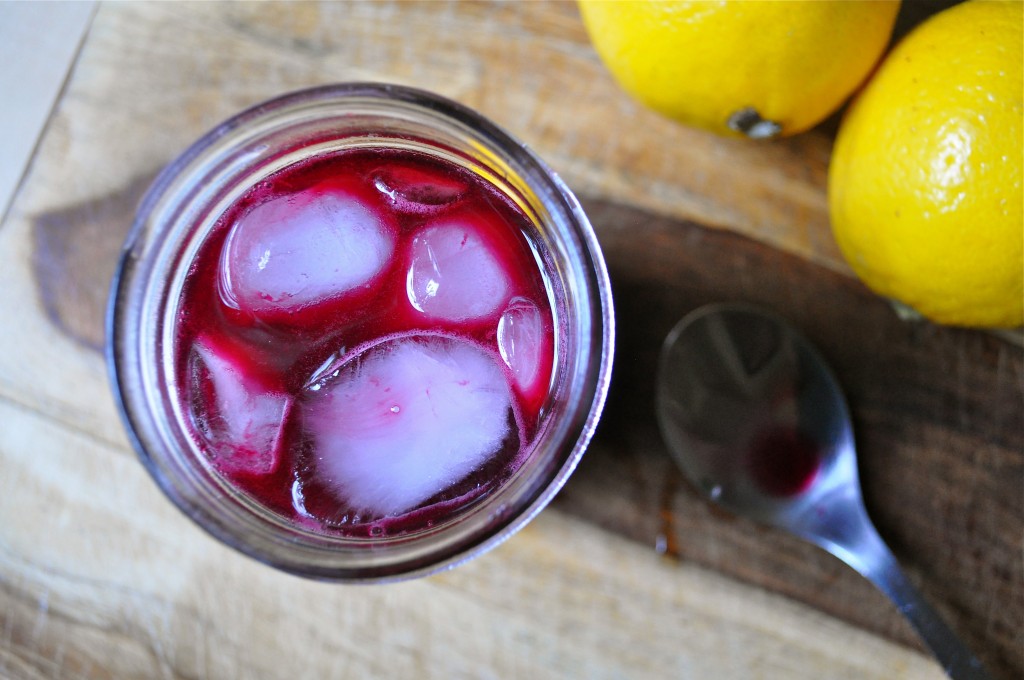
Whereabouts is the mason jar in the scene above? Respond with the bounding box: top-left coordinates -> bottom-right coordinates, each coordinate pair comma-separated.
108,83 -> 614,581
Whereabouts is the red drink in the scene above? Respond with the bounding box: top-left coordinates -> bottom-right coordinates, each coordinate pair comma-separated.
175,148 -> 556,537
110,84 -> 613,580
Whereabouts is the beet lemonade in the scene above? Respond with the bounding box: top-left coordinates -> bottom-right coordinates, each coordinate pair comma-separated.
109,84 -> 613,579
175,148 -> 555,537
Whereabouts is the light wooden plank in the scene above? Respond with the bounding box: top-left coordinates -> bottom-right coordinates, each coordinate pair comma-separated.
0,398 -> 942,679
6,0 -> 843,268
0,1 -> 95,220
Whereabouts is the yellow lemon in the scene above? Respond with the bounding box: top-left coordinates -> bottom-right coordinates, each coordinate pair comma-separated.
829,0 -> 1023,328
578,0 -> 900,138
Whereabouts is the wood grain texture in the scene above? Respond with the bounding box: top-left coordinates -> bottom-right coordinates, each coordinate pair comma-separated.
14,1 -> 842,263
0,396 -> 945,680
0,1 -> 1019,678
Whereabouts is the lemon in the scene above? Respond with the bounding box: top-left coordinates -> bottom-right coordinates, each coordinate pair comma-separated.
578,0 -> 900,138
829,0 -> 1023,328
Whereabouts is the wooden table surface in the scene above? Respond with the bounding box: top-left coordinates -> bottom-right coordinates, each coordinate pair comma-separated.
1,2 -> 1020,679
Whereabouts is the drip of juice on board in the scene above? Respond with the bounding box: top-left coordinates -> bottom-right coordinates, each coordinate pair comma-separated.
174,148 -> 556,537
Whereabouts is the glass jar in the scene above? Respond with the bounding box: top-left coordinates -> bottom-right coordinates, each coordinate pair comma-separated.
107,83 -> 614,581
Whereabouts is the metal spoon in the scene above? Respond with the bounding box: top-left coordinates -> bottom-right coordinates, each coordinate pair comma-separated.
655,303 -> 991,680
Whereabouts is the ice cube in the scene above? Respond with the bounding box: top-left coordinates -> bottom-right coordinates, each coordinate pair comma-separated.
406,219 -> 510,322
187,335 -> 291,475
220,183 -> 395,316
301,335 -> 515,518
372,164 -> 467,214
497,297 -> 547,394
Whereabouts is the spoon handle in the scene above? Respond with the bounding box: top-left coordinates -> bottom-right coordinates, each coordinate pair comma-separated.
841,524 -> 992,680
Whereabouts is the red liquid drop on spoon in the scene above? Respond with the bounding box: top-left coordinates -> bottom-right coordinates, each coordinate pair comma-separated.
748,427 -> 821,497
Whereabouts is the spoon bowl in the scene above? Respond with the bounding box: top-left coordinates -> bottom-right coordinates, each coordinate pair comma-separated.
656,303 -> 990,680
